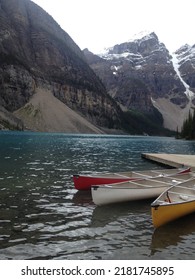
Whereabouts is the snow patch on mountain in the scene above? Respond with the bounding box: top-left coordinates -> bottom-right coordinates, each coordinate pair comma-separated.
128,30 -> 155,42
110,65 -> 122,75
171,51 -> 195,99
100,51 -> 138,60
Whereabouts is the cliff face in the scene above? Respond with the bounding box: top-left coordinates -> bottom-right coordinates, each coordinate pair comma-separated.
0,0 -> 122,132
84,32 -> 195,131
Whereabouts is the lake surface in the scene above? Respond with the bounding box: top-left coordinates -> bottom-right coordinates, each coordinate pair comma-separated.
0,131 -> 195,260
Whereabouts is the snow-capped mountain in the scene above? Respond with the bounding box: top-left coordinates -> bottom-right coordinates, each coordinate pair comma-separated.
83,32 -> 195,131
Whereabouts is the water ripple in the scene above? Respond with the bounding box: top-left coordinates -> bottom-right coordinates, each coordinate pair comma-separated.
0,132 -> 195,259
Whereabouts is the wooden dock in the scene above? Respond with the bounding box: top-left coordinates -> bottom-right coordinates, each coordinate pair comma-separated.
142,153 -> 195,170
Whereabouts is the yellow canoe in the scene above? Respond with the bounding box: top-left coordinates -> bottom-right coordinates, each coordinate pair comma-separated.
151,177 -> 195,228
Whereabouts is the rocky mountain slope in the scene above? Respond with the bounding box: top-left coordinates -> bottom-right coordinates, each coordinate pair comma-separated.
84,32 -> 195,131
173,44 -> 195,97
0,0 -> 123,133
14,88 -> 104,133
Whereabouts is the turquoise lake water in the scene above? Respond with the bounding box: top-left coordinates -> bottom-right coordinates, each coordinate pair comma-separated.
0,131 -> 195,259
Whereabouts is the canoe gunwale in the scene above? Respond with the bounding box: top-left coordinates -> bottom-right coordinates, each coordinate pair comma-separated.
92,184 -> 171,190
92,176 -> 180,190
73,167 -> 191,180
151,198 -> 195,208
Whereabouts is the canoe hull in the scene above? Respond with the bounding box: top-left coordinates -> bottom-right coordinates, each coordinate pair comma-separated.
73,175 -> 132,190
152,200 -> 195,228
92,185 -> 168,206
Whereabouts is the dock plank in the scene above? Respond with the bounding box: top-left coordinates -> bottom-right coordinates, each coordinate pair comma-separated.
142,153 -> 195,170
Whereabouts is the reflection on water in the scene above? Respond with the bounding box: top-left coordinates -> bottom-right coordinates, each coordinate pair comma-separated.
91,200 -> 151,228
0,132 -> 195,259
151,213 -> 195,258
72,191 -> 93,206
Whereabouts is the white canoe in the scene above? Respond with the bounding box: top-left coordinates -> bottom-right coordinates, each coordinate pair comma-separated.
151,177 -> 195,228
92,172 -> 195,206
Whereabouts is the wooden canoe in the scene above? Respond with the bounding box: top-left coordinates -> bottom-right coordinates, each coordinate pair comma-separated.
72,167 -> 191,190
91,172 -> 194,206
151,177 -> 195,228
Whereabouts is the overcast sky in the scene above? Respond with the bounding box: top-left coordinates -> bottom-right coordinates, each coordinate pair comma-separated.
31,0 -> 194,54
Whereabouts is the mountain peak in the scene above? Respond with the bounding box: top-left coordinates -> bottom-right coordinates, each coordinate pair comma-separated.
98,30 -> 165,60
128,30 -> 157,42
175,44 -> 191,55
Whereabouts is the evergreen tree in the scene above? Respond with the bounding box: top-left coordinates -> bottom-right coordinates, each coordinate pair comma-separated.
180,109 -> 195,140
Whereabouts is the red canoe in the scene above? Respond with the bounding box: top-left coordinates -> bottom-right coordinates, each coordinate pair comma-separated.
72,167 -> 191,191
